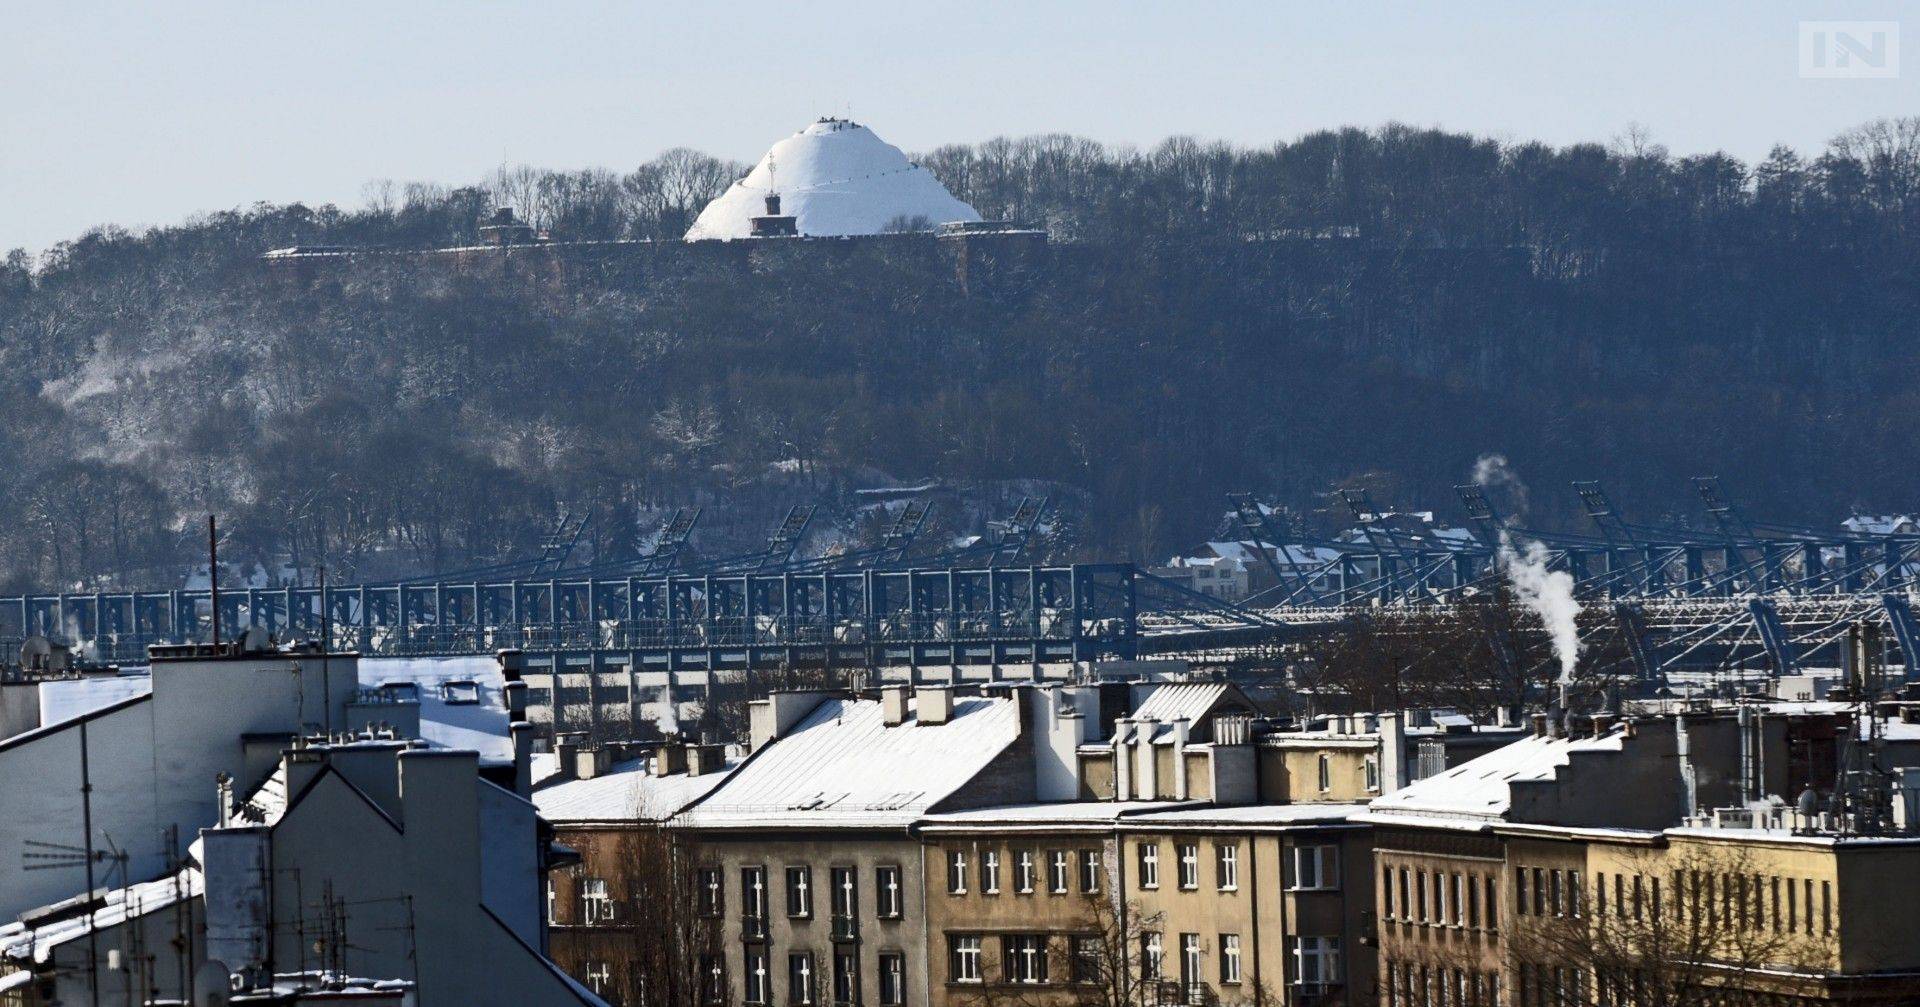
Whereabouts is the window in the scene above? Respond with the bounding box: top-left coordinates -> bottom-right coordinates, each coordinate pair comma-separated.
1288,844 -> 1340,891
877,865 -> 904,918
1485,874 -> 1498,930
1217,843 -> 1240,890
788,952 -> 816,1005
1178,843 -> 1200,890
584,960 -> 612,996
786,866 -> 813,918
1138,843 -> 1160,889
1317,753 -> 1332,791
830,867 -> 857,927
1004,934 -> 1049,983
1141,932 -> 1163,980
1221,933 -> 1242,984
878,952 -> 906,1005
546,878 -> 556,923
1079,849 -> 1102,893
1180,933 -> 1202,989
580,877 -> 613,924
697,868 -> 723,917
1364,755 -> 1381,792
1049,850 -> 1070,894
1015,849 -> 1036,893
701,954 -> 726,1004
1291,937 -> 1342,988
745,949 -> 770,1004
833,951 -> 857,1006
1071,935 -> 1101,983
950,935 -> 984,982
742,866 -> 768,925
1381,865 -> 1395,918
1515,866 -> 1529,915
983,849 -> 1001,894
947,850 -> 968,894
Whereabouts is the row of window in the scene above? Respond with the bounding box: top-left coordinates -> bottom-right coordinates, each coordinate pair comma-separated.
726,865 -> 907,924
1587,867 -> 1833,936
1134,840 -> 1340,892
946,847 -> 1099,895
1383,960 -> 1501,1007
1381,864 -> 1499,930
634,948 -> 907,1006
946,931 -> 1255,987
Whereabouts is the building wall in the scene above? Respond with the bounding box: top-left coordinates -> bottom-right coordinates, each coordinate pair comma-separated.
696,833 -> 929,1007
1258,743 -> 1380,805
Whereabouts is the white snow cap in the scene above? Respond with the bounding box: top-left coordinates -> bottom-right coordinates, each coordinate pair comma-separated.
685,118 -> 981,240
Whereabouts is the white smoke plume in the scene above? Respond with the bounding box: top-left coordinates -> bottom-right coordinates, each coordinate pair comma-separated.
1471,453 -> 1581,685
655,686 -> 681,737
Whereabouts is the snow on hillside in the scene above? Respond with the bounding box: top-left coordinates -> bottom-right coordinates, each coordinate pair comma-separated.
685,118 -> 980,240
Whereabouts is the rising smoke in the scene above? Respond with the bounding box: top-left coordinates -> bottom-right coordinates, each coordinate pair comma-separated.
1472,454 -> 1582,686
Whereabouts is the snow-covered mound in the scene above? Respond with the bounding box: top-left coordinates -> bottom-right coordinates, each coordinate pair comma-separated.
685,118 -> 981,240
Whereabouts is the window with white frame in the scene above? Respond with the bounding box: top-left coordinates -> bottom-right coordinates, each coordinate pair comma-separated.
833,951 -> 857,1005
1216,843 -> 1239,890
786,866 -> 813,918
878,952 -> 906,1005
1004,934 -> 1049,983
1179,933 -> 1202,988
1288,844 -> 1341,891
745,949 -> 770,1004
788,952 -> 816,1005
1317,753 -> 1332,792
1142,931 -> 1164,980
697,867 -> 723,917
1049,850 -> 1070,893
1178,843 -> 1200,890
983,849 -> 1001,894
1138,843 -> 1160,889
947,850 -> 968,894
1220,933 -> 1242,985
742,866 -> 767,922
1291,937 -> 1342,989
580,877 -> 613,924
584,960 -> 612,996
830,866 -> 858,925
700,954 -> 726,1004
1365,755 -> 1381,792
1080,849 -> 1102,893
1015,849 -> 1036,893
877,865 -> 904,918
546,878 -> 556,923
951,935 -> 984,982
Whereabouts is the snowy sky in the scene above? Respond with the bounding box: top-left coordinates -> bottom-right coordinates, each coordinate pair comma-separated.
3,1 -> 1915,254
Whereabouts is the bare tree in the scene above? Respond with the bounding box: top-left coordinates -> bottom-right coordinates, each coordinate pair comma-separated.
1503,843 -> 1870,1007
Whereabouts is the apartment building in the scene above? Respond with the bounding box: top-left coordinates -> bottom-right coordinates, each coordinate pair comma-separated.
1364,705 -> 1920,1006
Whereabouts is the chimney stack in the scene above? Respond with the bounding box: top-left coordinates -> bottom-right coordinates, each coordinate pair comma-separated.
917,686 -> 955,726
1531,713 -> 1549,738
882,686 -> 910,726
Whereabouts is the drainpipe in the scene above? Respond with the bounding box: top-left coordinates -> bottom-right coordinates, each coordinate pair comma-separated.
1248,835 -> 1264,1007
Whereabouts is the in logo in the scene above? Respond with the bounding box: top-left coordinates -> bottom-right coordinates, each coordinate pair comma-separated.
1800,21 -> 1899,78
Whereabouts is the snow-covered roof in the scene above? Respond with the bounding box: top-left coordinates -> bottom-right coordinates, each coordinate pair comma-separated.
33,674 -> 153,731
0,869 -> 202,964
674,695 -> 1019,829
1843,514 -> 1916,535
534,758 -> 738,824
685,118 -> 980,240
1369,729 -> 1626,820
359,657 -> 515,766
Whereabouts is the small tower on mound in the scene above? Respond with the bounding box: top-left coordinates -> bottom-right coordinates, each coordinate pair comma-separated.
749,192 -> 798,238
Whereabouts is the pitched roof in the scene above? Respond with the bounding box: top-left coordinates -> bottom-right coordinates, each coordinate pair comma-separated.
534,759 -> 738,824
360,657 -> 515,766
674,695 -> 1019,829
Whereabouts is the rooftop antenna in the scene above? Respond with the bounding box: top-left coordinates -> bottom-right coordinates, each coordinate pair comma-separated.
207,515 -> 221,647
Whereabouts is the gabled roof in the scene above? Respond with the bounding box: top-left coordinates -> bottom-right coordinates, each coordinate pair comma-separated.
674,695 -> 1019,829
534,758 -> 739,824
1126,681 -> 1257,738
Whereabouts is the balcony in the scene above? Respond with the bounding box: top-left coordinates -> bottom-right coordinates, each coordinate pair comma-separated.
831,914 -> 860,942
740,915 -> 768,941
1152,981 -> 1218,1006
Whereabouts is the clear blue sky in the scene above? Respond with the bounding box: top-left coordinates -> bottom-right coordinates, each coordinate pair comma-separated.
3,1 -> 1913,253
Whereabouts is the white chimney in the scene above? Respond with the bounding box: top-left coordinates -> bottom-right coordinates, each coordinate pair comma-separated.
917,687 -> 954,726
882,686 -> 910,727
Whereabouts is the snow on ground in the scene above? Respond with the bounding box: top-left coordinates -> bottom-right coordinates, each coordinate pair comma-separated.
685,118 -> 980,240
